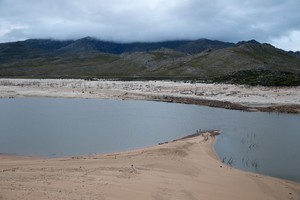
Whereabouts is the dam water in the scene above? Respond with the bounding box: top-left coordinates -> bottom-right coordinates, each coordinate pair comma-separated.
0,98 -> 299,182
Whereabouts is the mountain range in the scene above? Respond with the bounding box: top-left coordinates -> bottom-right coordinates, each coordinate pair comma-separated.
0,37 -> 299,86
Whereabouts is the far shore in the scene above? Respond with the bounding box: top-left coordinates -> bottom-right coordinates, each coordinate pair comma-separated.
1,79 -> 300,199
0,78 -> 300,113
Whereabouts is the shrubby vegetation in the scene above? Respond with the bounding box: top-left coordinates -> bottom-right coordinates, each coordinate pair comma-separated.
213,70 -> 300,86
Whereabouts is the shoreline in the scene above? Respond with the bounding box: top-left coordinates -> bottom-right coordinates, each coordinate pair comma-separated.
0,78 -> 300,113
1,131 -> 300,199
1,79 -> 300,199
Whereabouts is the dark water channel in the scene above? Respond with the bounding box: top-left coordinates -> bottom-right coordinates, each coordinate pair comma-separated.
0,98 -> 299,182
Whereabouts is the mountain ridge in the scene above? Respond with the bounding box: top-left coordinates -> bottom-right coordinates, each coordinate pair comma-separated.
0,37 -> 234,55
0,37 -> 299,86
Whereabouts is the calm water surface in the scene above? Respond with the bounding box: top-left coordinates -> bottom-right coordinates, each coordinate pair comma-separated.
0,98 -> 299,182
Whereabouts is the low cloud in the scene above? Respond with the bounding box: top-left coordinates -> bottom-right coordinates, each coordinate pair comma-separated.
0,0 -> 299,50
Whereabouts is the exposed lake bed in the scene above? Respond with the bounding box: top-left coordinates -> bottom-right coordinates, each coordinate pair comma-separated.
0,79 -> 300,200
1,78 -> 300,113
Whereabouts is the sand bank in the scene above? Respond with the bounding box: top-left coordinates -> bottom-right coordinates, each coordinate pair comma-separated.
0,79 -> 300,113
1,132 -> 299,200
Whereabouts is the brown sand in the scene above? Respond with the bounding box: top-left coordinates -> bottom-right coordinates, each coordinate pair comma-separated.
0,132 -> 299,200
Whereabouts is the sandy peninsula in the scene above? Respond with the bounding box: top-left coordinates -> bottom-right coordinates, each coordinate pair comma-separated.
1,132 -> 299,200
0,79 -> 300,199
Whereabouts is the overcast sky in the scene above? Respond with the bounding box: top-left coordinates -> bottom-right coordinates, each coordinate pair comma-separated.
0,0 -> 299,51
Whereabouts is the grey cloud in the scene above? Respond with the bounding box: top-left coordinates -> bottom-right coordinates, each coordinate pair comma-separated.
0,0 -> 299,50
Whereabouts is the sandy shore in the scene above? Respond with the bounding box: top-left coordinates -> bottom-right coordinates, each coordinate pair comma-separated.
1,79 -> 300,199
1,132 -> 299,200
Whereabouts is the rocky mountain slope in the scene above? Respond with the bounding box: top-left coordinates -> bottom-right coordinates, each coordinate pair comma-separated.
0,37 -> 299,86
